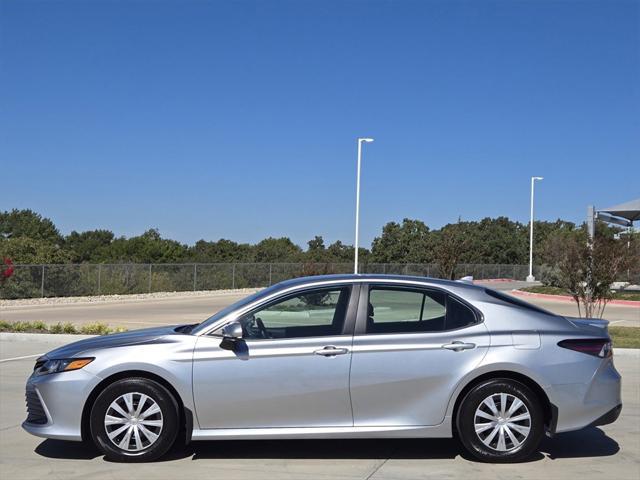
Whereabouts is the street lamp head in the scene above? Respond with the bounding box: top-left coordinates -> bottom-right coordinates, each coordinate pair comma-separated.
359,137 -> 374,143
533,176 -> 544,181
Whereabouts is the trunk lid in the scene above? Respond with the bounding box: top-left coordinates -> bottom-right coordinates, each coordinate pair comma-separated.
565,316 -> 610,338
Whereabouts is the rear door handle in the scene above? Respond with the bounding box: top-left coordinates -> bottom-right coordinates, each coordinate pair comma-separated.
442,341 -> 476,352
314,346 -> 349,357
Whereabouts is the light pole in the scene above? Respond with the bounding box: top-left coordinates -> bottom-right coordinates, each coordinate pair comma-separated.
354,137 -> 374,274
527,176 -> 544,282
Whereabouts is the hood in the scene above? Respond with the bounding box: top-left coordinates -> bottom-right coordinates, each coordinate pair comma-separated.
43,324 -> 187,359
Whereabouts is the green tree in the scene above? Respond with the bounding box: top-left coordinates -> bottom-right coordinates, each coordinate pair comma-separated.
459,217 -> 527,264
0,237 -> 72,263
105,229 -> 188,263
0,237 -> 74,299
253,237 -> 302,263
189,239 -> 254,263
370,219 -> 433,263
65,230 -> 115,262
306,236 -> 327,262
326,240 -> 355,262
433,222 -> 470,280
0,209 -> 63,244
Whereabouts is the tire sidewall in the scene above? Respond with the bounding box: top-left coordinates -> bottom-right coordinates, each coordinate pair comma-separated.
457,379 -> 544,463
90,377 -> 179,462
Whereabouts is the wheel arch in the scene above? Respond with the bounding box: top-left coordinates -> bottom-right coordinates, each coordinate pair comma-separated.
450,370 -> 554,435
81,370 -> 193,444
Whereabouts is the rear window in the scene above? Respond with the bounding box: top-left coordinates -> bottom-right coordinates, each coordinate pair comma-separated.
484,289 -> 553,315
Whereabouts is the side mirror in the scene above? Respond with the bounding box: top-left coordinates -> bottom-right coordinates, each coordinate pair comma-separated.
219,321 -> 243,351
221,321 -> 243,339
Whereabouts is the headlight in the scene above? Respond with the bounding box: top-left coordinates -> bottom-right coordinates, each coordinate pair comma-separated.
33,357 -> 94,376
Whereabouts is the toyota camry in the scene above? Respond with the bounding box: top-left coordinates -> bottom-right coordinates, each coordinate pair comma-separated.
23,274 -> 621,462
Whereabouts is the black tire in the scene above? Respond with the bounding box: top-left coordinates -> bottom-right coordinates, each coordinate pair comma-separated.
456,378 -> 544,463
90,377 -> 179,462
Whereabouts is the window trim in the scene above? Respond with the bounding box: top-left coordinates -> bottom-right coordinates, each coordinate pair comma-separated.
355,283 -> 482,336
212,284 -> 360,340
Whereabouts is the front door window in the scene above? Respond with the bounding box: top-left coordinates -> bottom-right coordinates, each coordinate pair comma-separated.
238,287 -> 350,339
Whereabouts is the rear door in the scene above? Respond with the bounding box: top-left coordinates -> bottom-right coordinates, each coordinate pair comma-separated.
349,283 -> 490,426
193,284 -> 359,429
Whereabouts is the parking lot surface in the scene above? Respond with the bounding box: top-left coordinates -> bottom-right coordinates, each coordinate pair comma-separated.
0,334 -> 638,480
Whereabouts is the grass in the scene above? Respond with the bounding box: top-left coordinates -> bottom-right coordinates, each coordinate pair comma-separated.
0,320 -> 127,335
610,327 -> 640,349
520,285 -> 640,301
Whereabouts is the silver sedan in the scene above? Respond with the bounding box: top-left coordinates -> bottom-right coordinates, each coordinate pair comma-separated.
22,274 -> 622,462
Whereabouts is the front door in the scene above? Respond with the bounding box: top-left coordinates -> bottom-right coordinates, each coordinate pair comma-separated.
349,284 -> 490,426
193,285 -> 358,429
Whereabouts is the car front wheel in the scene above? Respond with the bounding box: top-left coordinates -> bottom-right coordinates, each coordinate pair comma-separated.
90,377 -> 179,462
456,378 -> 544,462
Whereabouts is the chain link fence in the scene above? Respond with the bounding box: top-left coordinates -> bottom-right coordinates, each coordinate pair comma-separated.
0,263 -> 547,300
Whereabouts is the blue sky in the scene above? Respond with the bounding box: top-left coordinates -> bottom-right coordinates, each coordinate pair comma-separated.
1,0 -> 638,248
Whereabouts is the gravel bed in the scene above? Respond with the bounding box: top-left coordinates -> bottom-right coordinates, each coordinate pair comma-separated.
0,288 -> 262,308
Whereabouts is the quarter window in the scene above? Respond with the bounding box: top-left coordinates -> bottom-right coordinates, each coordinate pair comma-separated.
446,296 -> 478,330
238,287 -> 350,339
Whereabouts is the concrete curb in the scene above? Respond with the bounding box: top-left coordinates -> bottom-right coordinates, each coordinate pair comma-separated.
613,348 -> 640,357
0,332 -> 97,343
511,289 -> 640,307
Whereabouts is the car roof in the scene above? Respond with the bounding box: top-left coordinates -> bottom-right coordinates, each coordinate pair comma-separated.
272,274 -> 484,293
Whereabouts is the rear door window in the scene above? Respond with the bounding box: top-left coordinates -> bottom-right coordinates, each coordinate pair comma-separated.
366,286 -> 479,334
367,287 -> 447,333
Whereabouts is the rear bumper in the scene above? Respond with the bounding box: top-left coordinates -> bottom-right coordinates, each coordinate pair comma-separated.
545,357 -> 622,433
590,404 -> 622,427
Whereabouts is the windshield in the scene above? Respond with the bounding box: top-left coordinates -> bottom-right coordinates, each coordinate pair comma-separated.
191,285 -> 279,335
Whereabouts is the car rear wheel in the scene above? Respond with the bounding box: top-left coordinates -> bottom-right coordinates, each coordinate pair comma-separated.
90,377 -> 179,462
456,378 -> 544,462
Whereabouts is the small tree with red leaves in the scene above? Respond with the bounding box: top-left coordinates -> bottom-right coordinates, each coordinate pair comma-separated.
1,258 -> 14,285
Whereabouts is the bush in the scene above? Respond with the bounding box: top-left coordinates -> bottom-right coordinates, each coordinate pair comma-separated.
49,322 -> 77,334
538,264 -> 564,288
0,320 -> 126,335
79,323 -> 111,335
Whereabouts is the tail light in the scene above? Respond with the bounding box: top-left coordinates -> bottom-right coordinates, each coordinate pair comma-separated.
558,339 -> 612,358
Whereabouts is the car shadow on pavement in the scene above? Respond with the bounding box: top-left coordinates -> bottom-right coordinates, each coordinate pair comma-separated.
34,427 -> 619,463
35,439 -> 101,460
189,438 -> 460,461
539,427 -> 620,459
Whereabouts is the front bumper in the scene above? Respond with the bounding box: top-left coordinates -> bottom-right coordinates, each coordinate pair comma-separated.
22,368 -> 100,441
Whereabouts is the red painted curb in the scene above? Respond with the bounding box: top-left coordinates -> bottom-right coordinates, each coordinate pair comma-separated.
511,289 -> 640,307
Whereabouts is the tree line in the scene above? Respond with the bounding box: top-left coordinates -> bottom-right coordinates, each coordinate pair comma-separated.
0,208 -> 632,270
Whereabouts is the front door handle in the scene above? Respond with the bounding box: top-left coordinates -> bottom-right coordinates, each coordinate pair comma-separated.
442,341 -> 476,352
314,346 -> 349,357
